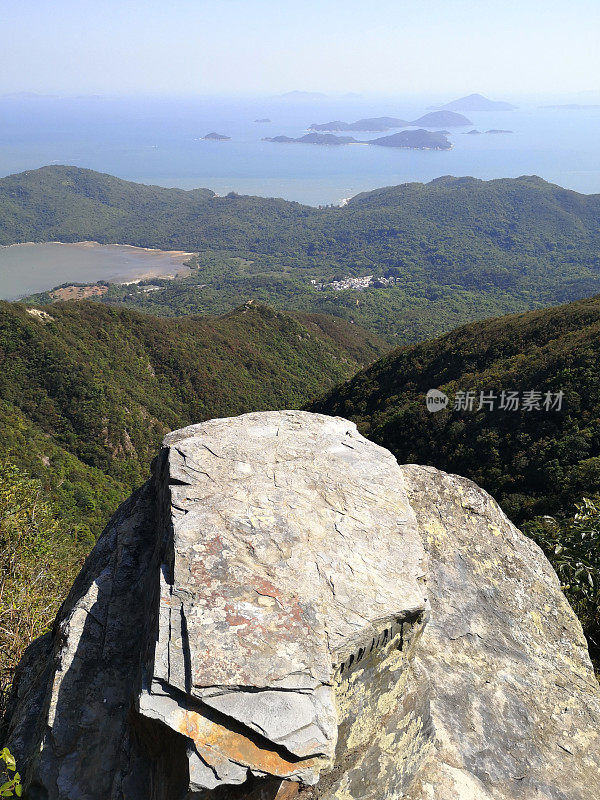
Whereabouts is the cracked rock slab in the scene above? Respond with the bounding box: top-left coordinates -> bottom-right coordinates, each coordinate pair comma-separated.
145,411 -> 428,788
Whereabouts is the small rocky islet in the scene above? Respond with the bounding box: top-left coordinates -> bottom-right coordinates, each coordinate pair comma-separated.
201,132 -> 231,141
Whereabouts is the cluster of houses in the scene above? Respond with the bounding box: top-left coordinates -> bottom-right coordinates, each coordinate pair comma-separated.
310,274 -> 400,291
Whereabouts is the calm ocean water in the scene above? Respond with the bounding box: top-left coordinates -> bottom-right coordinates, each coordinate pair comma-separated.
1,94 -> 599,206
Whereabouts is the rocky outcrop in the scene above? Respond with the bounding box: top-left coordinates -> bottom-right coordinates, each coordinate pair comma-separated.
3,411 -> 600,799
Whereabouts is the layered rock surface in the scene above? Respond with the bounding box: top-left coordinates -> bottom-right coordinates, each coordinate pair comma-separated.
3,411 -> 600,799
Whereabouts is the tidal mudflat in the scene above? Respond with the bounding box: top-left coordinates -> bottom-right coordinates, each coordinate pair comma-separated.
0,241 -> 194,299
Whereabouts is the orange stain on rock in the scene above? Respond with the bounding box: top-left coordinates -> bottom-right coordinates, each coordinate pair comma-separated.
177,709 -> 321,777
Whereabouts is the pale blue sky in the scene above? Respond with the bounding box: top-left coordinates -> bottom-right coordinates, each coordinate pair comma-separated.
2,0 -> 599,96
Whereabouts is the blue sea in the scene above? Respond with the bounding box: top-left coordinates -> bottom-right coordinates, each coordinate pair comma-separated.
1,93 -> 599,206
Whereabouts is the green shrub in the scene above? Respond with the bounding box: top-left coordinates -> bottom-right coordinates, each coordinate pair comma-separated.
0,748 -> 21,797
526,498 -> 600,669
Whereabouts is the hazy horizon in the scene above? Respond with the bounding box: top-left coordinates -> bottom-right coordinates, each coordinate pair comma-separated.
2,0 -> 599,97
2,2 -> 599,205
2,89 -> 600,104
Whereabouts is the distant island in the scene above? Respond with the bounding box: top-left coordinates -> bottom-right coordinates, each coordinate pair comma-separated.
542,104 -> 600,110
202,132 -> 231,141
309,111 -> 470,133
465,128 -> 513,135
429,93 -> 517,112
309,117 -> 408,132
254,117 -> 271,123
264,133 -> 358,145
410,111 -> 471,127
368,129 -> 452,151
264,129 -> 451,150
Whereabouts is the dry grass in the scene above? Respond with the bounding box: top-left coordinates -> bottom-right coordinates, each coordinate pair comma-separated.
0,465 -> 84,722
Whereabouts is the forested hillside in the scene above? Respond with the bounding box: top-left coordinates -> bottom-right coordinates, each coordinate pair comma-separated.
10,165 -> 600,341
312,293 -> 600,524
0,300 -> 386,539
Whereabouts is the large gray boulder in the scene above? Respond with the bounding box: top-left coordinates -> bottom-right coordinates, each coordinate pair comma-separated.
3,411 -> 600,799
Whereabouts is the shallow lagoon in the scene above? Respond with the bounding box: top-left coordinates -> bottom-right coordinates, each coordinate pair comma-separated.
0,242 -> 192,300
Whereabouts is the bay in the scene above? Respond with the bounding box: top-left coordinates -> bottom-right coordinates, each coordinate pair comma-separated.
0,242 -> 192,300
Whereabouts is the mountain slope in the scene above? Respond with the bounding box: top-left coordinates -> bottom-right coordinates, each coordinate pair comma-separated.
311,294 -> 600,524
0,300 -> 386,536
